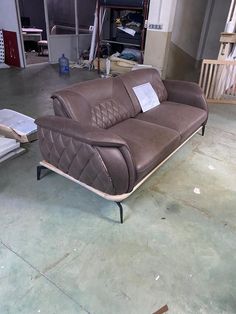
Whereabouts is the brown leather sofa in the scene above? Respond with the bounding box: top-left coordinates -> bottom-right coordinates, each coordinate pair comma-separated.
36,69 -> 208,223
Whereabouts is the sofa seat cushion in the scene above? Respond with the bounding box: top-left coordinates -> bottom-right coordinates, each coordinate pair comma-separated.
109,119 -> 180,181
136,101 -> 207,142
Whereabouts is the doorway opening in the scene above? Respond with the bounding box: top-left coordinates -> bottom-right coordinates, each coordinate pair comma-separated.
45,0 -> 96,64
18,0 -> 48,66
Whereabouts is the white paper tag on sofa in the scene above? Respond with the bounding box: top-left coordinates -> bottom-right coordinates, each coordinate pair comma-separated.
132,82 -> 160,112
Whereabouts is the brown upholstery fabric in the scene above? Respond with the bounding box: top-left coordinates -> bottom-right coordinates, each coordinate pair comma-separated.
90,99 -> 130,129
97,147 -> 130,194
163,80 -> 208,113
137,101 -> 207,142
36,116 -> 128,147
53,97 -> 70,118
36,69 -> 208,196
119,68 -> 168,115
37,127 -> 115,194
36,116 -> 136,195
110,119 -> 180,180
52,76 -> 135,129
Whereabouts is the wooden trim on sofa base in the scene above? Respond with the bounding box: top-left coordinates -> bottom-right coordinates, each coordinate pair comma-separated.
38,126 -> 203,202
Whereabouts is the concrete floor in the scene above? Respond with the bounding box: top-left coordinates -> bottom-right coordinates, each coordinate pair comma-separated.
0,64 -> 236,314
25,52 -> 49,66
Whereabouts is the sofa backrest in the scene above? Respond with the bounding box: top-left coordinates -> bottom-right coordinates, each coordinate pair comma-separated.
119,68 -> 168,115
52,76 -> 135,129
52,68 -> 167,129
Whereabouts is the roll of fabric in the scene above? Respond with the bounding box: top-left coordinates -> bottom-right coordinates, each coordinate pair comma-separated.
0,30 -> 5,63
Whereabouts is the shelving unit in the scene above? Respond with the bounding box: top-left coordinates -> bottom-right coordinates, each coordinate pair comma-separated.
96,0 -> 149,73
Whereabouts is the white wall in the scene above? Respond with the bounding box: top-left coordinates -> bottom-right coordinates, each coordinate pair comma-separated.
0,0 -> 24,67
144,0 -> 178,76
171,0 -> 208,59
148,0 -> 177,32
199,0 -> 232,59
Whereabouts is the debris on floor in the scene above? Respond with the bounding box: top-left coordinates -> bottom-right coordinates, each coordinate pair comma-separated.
0,109 -> 37,143
0,136 -> 25,163
153,304 -> 169,314
208,164 -> 215,170
193,187 -> 201,194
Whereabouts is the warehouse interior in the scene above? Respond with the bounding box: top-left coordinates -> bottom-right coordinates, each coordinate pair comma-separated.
0,0 -> 236,313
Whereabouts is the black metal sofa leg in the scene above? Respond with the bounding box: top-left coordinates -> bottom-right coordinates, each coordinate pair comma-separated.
37,165 -> 124,224
37,165 -> 47,180
116,202 -> 124,224
202,125 -> 206,136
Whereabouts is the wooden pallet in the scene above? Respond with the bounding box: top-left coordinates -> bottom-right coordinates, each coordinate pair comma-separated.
199,59 -> 236,104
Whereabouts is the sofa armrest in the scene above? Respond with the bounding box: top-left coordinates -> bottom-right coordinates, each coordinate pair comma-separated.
35,115 -> 136,195
163,80 -> 208,113
35,116 -> 128,148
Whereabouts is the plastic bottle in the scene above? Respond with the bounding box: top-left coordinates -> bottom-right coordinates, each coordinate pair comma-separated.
58,54 -> 69,75
105,58 -> 111,78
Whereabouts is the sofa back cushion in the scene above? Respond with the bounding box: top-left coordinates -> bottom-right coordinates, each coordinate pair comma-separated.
52,77 -> 135,129
119,68 -> 168,115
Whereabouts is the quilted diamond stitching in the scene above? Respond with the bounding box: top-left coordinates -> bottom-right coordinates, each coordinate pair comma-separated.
38,127 -> 115,194
91,99 -> 130,129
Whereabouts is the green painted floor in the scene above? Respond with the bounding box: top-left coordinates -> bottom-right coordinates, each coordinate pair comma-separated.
0,64 -> 236,314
